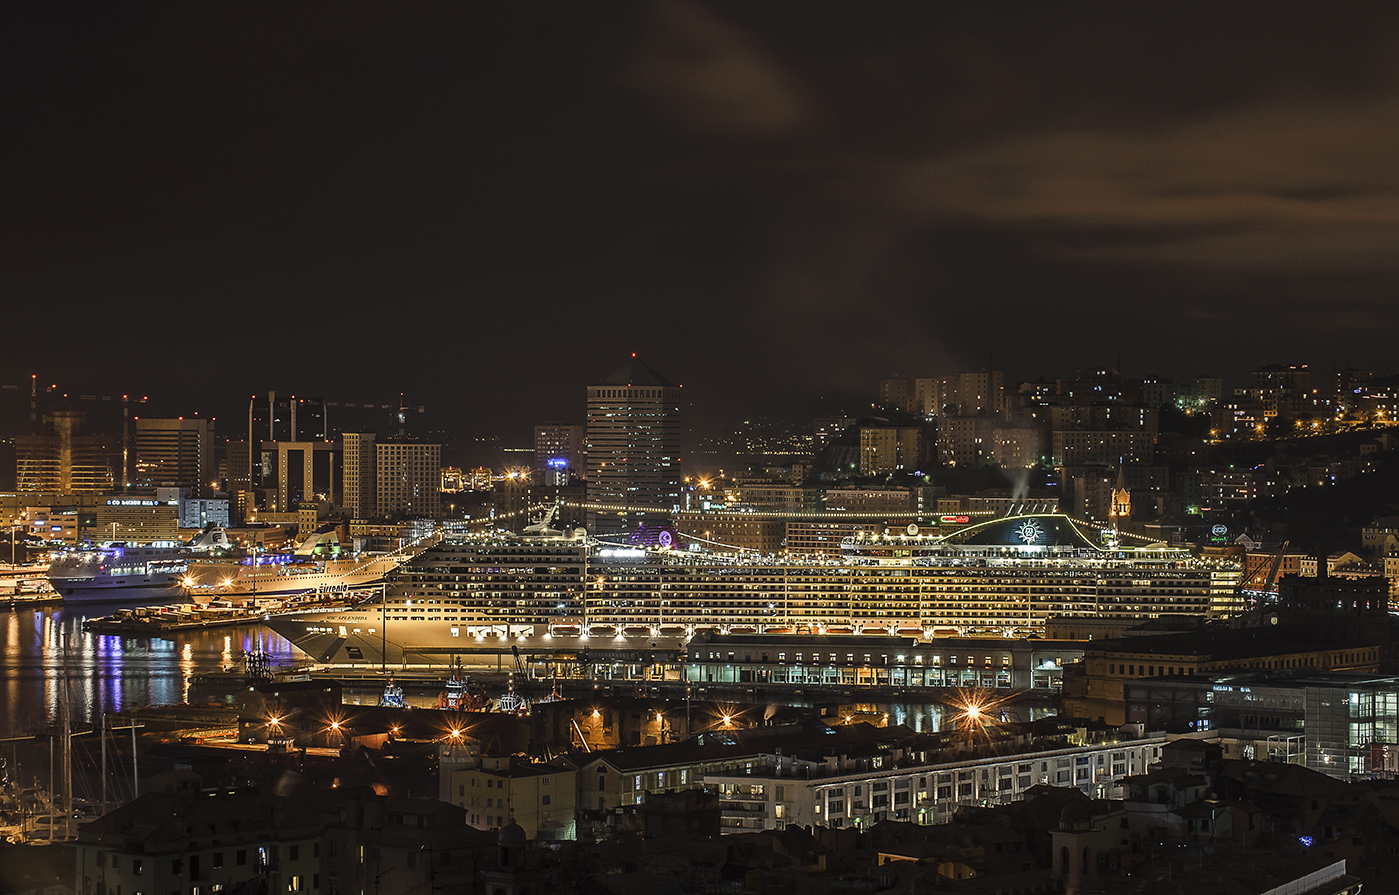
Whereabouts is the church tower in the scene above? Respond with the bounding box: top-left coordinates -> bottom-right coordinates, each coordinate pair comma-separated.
1109,465 -> 1130,522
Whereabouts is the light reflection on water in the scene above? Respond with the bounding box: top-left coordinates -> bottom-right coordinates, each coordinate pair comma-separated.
0,605 -> 295,736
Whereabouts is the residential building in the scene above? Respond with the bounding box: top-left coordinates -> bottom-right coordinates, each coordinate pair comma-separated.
936,416 -> 997,466
732,483 -> 817,513
785,521 -> 882,558
813,416 -> 855,453
1050,429 -> 1154,467
74,787 -> 334,895
704,736 -> 1165,831
673,513 -> 785,554
992,426 -> 1042,468
932,370 -> 1006,417
821,487 -> 912,514
444,757 -> 577,840
376,438 -> 441,518
534,422 -> 584,485
857,425 -> 923,474
342,431 -> 377,519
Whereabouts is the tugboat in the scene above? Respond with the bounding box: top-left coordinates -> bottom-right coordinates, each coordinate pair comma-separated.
379,675 -> 405,708
436,661 -> 490,710
536,677 -> 564,704
496,686 -> 528,715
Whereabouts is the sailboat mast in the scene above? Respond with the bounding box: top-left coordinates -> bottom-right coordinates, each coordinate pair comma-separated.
60,632 -> 72,840
47,734 -> 53,841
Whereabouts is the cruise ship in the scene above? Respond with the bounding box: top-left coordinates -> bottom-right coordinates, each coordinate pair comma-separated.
263,514 -> 1241,667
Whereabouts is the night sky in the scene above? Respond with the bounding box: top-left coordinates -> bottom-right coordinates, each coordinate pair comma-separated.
7,4 -> 1399,442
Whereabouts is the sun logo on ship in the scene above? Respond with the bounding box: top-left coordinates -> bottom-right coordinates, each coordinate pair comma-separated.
1015,519 -> 1043,544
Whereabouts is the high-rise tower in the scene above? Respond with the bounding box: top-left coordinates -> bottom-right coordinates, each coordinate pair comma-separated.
585,356 -> 682,535
133,418 -> 213,494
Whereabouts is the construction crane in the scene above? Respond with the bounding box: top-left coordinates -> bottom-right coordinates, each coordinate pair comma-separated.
507,644 -> 534,711
1238,539 -> 1290,608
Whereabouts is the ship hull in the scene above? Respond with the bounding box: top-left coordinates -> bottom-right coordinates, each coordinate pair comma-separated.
263,608 -> 686,667
54,581 -> 185,604
183,557 -> 400,602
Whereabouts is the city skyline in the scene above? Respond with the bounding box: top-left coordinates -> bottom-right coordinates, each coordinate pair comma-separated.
0,354 -> 1392,450
7,6 -> 1399,439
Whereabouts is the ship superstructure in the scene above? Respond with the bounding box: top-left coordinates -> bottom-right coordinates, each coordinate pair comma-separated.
263,515 -> 1240,667
47,541 -> 189,603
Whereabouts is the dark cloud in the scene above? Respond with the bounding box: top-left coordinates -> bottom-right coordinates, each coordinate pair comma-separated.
4,3 -> 1399,441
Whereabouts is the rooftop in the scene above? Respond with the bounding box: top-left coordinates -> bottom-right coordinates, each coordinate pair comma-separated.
595,357 -> 679,389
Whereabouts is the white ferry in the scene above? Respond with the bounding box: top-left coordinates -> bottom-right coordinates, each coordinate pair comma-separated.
47,541 -> 191,604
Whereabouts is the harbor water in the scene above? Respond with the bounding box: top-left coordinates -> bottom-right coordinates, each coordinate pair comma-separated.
2,605 -> 1052,739
0,605 -> 296,738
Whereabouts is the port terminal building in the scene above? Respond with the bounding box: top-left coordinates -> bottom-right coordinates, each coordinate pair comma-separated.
684,633 -> 1081,691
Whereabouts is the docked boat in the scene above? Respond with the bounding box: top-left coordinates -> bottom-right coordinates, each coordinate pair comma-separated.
379,677 -> 405,708
182,553 -> 401,600
47,541 -> 191,604
182,527 -> 411,600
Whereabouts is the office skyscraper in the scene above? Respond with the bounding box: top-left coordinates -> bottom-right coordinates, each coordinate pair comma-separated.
133,418 -> 213,493
16,409 -> 118,494
585,356 -> 682,535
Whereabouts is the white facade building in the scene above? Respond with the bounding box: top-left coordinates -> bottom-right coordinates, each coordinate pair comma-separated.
703,737 -> 1166,833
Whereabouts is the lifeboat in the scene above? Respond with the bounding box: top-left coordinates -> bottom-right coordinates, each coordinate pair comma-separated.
896,626 -> 925,638
587,625 -> 616,638
657,625 -> 687,637
621,625 -> 652,638
728,625 -> 759,635
824,626 -> 855,635
549,624 -> 582,637
765,626 -> 795,635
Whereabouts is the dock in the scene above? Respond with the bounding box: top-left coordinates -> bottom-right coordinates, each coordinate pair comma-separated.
1,565 -> 61,607
83,604 -> 272,633
83,594 -> 360,634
